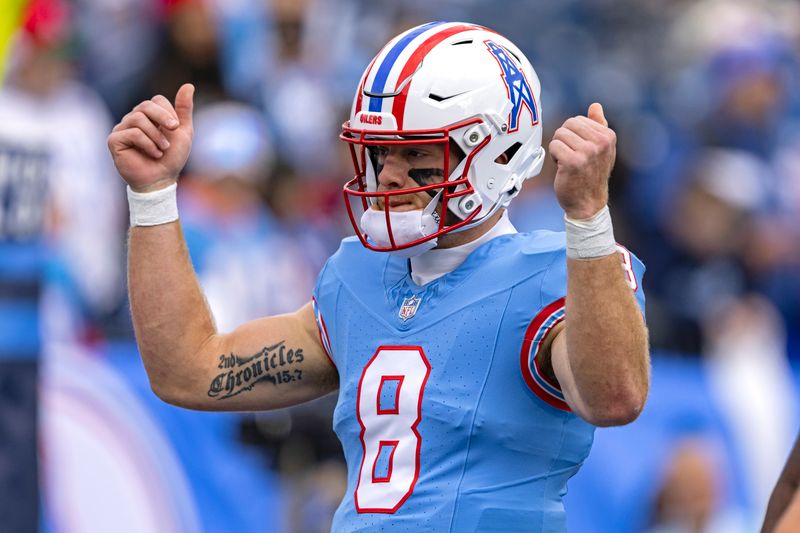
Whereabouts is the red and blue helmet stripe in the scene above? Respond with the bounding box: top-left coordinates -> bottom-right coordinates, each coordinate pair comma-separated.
366,21 -> 446,112
355,22 -> 489,128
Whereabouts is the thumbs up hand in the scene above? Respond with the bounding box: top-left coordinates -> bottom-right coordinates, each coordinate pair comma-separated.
549,103 -> 617,220
108,84 -> 195,193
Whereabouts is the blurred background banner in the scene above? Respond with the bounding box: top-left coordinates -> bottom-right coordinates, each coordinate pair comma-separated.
2,0 -> 799,531
0,0 -> 28,84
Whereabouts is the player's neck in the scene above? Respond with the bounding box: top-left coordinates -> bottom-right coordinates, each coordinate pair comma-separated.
435,209 -> 504,249
410,210 -> 516,286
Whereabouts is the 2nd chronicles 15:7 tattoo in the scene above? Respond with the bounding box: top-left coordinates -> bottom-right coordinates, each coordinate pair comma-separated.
207,341 -> 304,400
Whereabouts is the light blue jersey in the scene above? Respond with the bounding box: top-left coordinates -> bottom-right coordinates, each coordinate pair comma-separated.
313,231 -> 646,532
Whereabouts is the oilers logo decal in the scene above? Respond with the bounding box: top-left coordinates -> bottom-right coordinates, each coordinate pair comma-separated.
485,40 -> 538,132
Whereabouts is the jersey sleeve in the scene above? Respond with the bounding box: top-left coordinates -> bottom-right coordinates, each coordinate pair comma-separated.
312,259 -> 338,370
521,246 -> 646,411
615,244 -> 647,316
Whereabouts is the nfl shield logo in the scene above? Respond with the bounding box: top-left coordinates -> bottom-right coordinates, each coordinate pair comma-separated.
399,295 -> 422,321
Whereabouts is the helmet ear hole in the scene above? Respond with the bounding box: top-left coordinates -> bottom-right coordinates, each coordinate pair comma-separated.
495,142 -> 522,166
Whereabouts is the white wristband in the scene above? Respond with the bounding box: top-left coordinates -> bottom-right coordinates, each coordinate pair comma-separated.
564,205 -> 616,259
127,183 -> 179,227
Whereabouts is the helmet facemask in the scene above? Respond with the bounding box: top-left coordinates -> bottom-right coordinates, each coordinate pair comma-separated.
341,118 -> 491,254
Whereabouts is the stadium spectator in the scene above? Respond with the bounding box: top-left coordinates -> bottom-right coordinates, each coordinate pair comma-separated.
0,0 -> 124,529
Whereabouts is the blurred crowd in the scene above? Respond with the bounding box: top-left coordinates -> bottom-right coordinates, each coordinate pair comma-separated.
2,0 -> 800,531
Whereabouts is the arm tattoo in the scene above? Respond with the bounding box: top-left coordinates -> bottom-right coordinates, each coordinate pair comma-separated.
207,341 -> 305,400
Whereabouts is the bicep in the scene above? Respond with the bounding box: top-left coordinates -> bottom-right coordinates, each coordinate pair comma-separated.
170,301 -> 338,411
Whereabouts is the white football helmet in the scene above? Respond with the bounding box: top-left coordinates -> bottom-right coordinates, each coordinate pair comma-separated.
341,21 -> 546,252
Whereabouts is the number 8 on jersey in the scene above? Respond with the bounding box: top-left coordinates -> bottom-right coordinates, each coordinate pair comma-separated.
355,346 -> 431,513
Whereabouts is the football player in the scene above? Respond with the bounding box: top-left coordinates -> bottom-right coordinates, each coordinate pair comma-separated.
108,22 -> 649,531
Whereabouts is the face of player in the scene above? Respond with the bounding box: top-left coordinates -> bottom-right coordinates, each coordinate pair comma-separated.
369,142 -> 463,211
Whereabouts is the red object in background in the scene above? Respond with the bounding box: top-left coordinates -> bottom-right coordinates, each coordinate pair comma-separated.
161,0 -> 204,17
21,0 -> 70,47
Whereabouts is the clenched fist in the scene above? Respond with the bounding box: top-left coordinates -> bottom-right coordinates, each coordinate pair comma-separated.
107,84 -> 195,193
549,103 -> 616,220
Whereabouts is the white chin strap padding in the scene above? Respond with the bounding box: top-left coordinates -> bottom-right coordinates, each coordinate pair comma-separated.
359,207 -> 439,257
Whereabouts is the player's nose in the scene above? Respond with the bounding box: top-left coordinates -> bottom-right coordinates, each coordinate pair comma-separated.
376,154 -> 407,190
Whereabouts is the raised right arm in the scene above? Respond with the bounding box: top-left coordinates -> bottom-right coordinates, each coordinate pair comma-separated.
109,85 -> 337,411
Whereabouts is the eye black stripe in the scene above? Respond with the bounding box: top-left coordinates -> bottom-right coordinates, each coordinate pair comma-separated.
408,168 -> 445,199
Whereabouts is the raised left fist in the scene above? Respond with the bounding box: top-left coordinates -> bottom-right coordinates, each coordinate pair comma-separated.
549,103 -> 616,220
